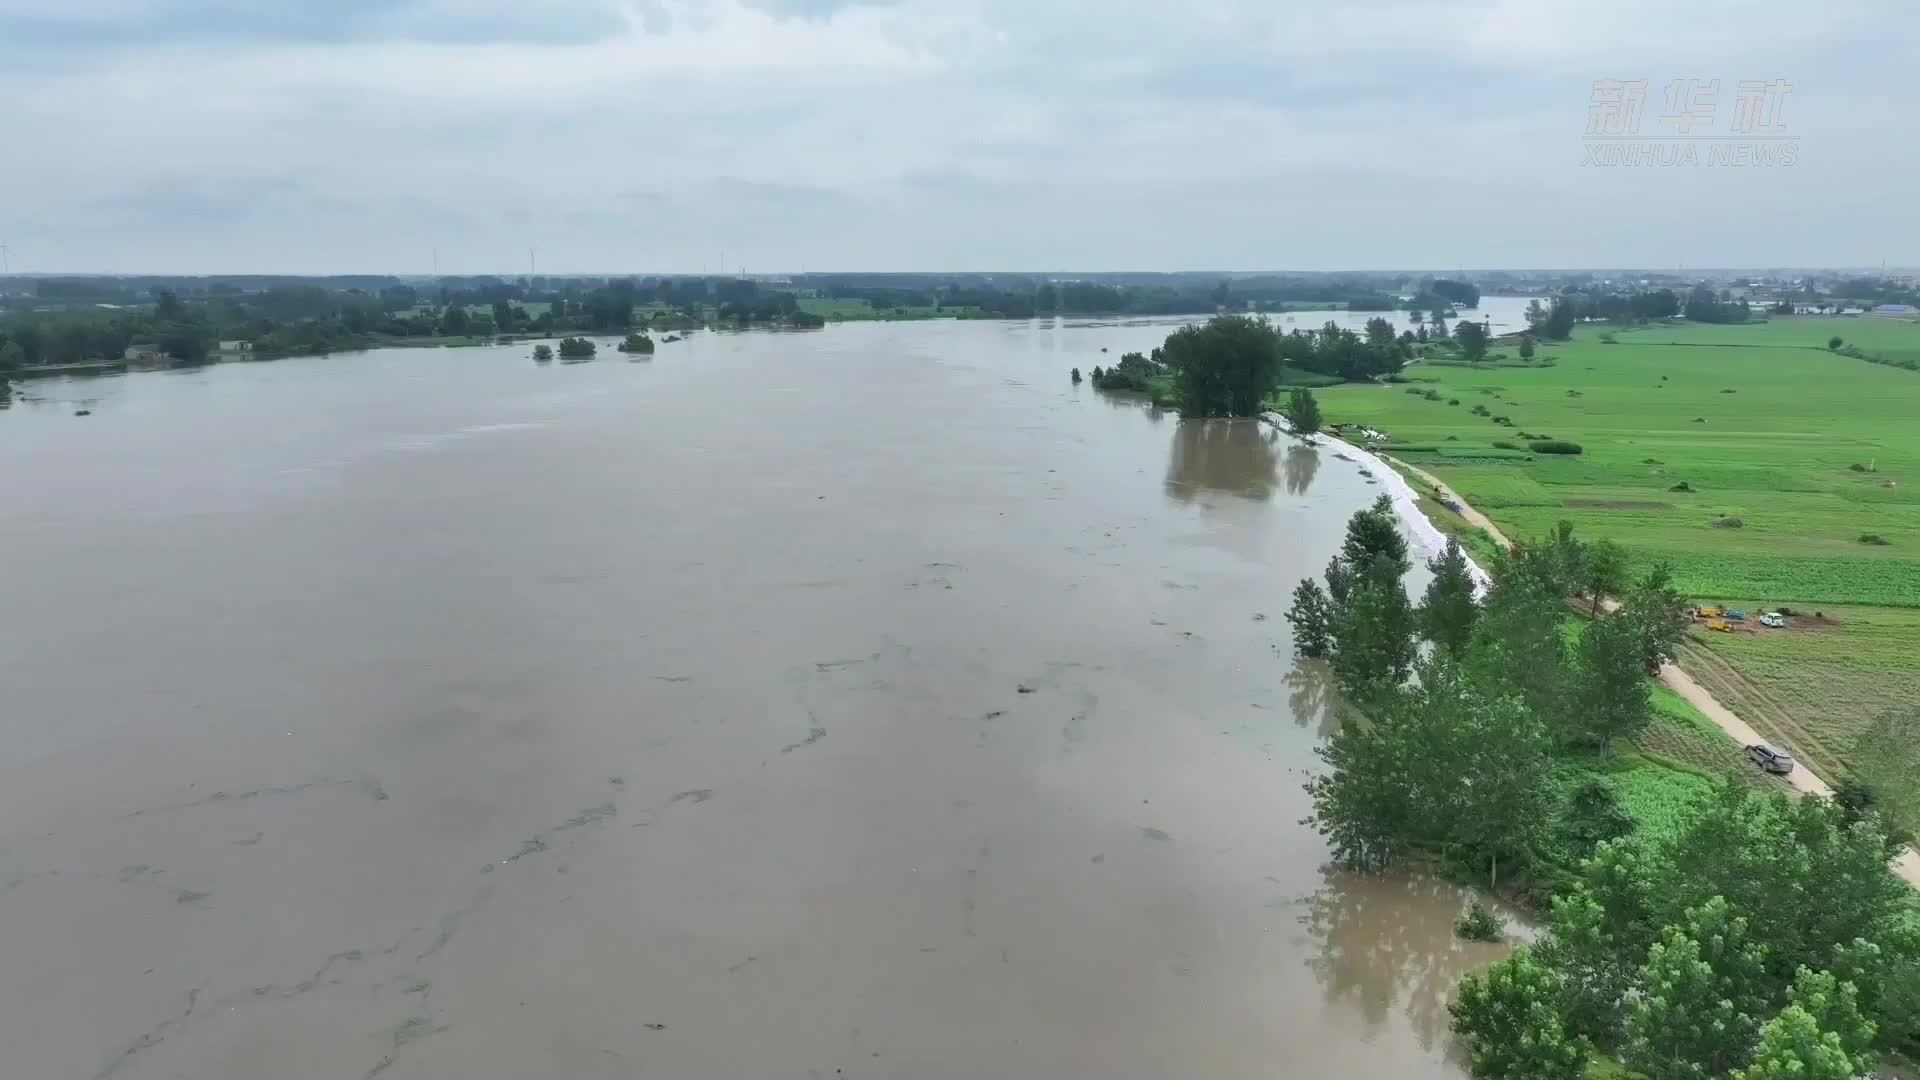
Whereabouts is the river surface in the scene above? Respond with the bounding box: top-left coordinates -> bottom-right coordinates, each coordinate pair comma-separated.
0,315 -> 1512,1079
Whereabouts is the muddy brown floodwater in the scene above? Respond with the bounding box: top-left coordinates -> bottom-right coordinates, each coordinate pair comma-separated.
0,317 -> 1513,1079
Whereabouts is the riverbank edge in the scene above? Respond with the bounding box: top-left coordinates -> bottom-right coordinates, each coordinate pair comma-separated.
1259,412 -> 1492,591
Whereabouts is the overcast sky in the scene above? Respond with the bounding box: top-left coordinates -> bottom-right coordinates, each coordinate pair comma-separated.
0,0 -> 1908,274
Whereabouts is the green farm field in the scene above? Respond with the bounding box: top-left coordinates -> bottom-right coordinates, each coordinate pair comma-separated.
1320,315 -> 1920,777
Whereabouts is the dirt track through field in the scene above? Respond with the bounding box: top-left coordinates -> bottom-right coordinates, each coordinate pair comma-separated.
1388,455 -> 1920,890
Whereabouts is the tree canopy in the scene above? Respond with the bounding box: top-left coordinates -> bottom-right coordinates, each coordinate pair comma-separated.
1159,315 -> 1285,417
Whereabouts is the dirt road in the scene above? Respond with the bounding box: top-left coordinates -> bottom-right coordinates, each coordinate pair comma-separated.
1385,457 -> 1513,550
1386,455 -> 1920,889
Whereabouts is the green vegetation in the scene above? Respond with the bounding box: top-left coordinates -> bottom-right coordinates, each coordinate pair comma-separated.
1282,387 -> 1323,434
556,337 -> 596,359
1450,784 -> 1912,1078
1451,948 -> 1590,1080
1850,707 -> 1918,843
617,333 -> 655,354
1456,900 -> 1507,942
1089,315 -> 1413,413
1294,508 -> 1692,884
1291,497 -> 1918,1075
1456,319 -> 1490,361
1318,316 -> 1920,777
1089,349 -> 1164,392
532,344 -> 553,362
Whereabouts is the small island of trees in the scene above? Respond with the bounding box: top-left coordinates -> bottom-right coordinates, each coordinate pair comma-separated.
556,337 -> 596,359
1078,314 -> 1410,416
617,333 -> 655,354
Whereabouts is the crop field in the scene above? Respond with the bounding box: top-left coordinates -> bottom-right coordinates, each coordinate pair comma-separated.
1634,685 -> 1755,780
1320,315 -> 1920,777
1611,760 -> 1717,847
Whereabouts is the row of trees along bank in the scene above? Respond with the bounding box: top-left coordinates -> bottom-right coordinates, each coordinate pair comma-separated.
1284,500 -> 1920,1079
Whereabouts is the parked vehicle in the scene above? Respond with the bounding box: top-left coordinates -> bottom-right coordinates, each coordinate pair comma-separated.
1760,612 -> 1786,628
1746,743 -> 1795,775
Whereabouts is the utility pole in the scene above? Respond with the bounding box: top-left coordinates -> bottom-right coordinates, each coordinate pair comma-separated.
530,249 -> 537,280
1,240 -> 10,276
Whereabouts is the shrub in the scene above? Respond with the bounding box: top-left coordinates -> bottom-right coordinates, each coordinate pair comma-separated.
1670,482 -> 1694,492
532,344 -> 553,361
1691,417 -> 1706,423
1448,398 -> 1461,405
1530,440 -> 1583,455
1719,388 -> 1736,394
1565,389 -> 1583,397
1711,516 -> 1744,529
1070,367 -> 1081,383
1829,336 -> 1844,350
1598,332 -> 1618,344
1471,404 -> 1491,416
1643,458 -> 1664,465
1445,435 -> 1459,440
1859,533 -> 1892,546
1455,900 -> 1505,942
1493,439 -> 1524,451
1491,415 -> 1514,426
1404,386 -> 1427,395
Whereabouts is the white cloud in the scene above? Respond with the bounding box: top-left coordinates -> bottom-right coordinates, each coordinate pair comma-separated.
0,0 -> 1909,272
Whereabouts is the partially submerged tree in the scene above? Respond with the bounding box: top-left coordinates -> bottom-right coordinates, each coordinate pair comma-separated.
1284,578 -> 1334,659
1417,537 -> 1479,657
1330,554 -> 1416,702
1306,655 -> 1552,885
1158,315 -> 1284,417
1342,494 -> 1410,574
1450,948 -> 1589,1080
1282,387 -> 1322,434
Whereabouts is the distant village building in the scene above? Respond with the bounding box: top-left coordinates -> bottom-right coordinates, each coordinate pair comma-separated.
1872,303 -> 1916,314
217,340 -> 253,355
123,342 -> 167,364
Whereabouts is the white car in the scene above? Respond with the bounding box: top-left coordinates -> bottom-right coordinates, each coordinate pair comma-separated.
1759,612 -> 1786,628
1747,744 -> 1795,775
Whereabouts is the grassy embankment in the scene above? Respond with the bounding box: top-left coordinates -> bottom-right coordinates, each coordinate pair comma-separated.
1322,315 -> 1920,781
